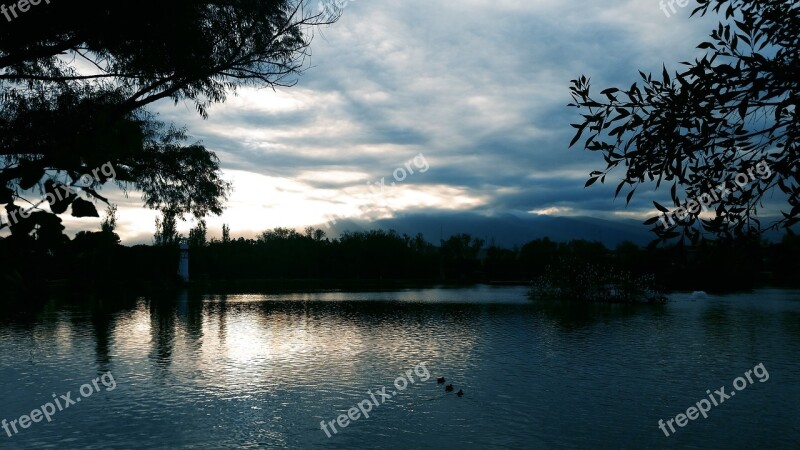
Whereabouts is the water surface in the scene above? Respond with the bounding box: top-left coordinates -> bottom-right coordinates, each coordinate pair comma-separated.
1,286 -> 799,449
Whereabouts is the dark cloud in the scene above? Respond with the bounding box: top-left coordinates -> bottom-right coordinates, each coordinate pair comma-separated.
102,0 -> 748,242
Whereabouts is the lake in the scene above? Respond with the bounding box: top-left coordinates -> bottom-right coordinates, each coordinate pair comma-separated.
1,286 -> 799,449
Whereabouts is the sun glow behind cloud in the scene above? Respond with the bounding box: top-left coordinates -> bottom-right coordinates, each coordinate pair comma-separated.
528,207 -> 575,216
44,0 -> 724,244
194,170 -> 488,239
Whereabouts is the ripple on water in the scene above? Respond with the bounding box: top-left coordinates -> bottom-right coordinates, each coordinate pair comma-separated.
0,288 -> 798,448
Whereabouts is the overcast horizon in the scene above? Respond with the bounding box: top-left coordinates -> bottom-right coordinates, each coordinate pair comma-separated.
16,0 -> 733,245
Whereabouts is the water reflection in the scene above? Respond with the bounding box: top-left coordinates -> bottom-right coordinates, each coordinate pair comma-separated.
0,287 -> 798,449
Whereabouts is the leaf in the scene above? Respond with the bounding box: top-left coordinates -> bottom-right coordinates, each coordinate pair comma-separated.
0,187 -> 13,204
45,180 -> 77,215
81,187 -> 109,203
615,181 -> 625,198
4,205 -> 33,235
71,198 -> 99,218
643,216 -> 660,225
569,122 -> 588,148
626,189 -> 635,205
18,170 -> 41,191
737,97 -> 750,119
585,177 -> 599,188
653,201 -> 670,213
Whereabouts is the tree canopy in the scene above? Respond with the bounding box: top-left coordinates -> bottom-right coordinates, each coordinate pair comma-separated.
0,0 -> 335,247
569,0 -> 798,243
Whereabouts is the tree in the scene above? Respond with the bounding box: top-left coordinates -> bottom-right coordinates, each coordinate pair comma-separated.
189,219 -> 208,248
0,0 -> 336,245
68,204 -> 122,282
154,209 -> 180,247
569,0 -> 798,243
222,224 -> 232,244
439,233 -> 485,281
519,237 -> 559,278
100,204 -> 121,245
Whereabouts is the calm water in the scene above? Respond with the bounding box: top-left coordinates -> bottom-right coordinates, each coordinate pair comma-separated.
1,286 -> 799,449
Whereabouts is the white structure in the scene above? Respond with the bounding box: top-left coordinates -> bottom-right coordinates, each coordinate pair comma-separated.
178,240 -> 190,283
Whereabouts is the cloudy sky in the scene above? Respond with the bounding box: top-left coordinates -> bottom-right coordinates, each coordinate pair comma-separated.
56,0 -> 724,244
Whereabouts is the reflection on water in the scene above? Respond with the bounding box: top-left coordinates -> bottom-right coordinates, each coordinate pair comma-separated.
1,287 -> 799,449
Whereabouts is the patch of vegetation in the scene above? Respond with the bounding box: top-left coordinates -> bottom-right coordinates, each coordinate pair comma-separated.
529,258 -> 667,304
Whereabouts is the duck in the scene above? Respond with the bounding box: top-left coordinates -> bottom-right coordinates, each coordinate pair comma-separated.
456,389 -> 464,397
437,377 -> 445,384
445,384 -> 454,392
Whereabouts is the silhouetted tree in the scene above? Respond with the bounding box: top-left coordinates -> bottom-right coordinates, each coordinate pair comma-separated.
189,220 -> 208,248
569,0 -> 798,243
519,238 -> 559,278
484,245 -> 521,280
0,0 -> 335,246
154,210 -> 180,247
439,234 -> 484,281
768,232 -> 800,286
222,224 -> 231,244
100,205 -> 121,245
613,240 -> 642,274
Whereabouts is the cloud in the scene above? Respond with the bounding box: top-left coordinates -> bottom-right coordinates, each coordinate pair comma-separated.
69,0 -> 733,243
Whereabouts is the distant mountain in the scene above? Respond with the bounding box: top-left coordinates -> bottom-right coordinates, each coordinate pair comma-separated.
320,212 -> 655,248
319,212 -> 794,248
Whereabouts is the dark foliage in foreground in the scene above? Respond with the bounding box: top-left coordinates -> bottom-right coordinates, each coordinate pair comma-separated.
569,0 -> 800,242
0,0 -> 333,246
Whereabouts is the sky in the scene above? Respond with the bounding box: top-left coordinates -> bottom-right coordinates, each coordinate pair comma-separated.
48,0 -> 726,244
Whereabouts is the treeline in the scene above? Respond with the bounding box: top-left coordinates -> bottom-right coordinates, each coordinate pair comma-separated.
187,227 -> 800,291
148,227 -> 800,291
2,225 -> 799,300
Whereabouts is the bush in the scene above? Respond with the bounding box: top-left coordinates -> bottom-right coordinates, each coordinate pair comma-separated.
529,257 -> 666,304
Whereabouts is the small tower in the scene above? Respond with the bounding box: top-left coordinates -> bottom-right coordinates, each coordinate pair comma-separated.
178,239 -> 190,283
